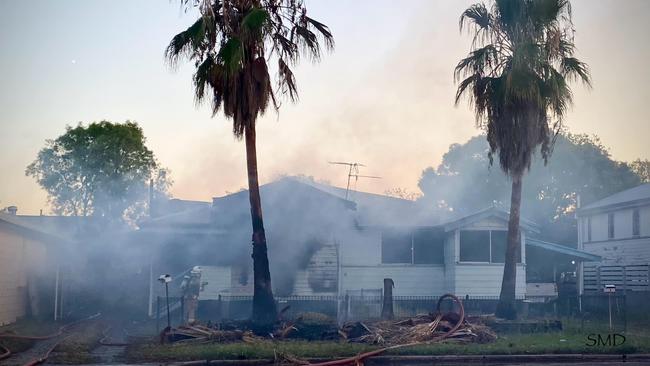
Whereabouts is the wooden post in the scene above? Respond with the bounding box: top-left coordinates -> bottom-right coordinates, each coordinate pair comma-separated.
381,278 -> 394,320
217,294 -> 222,320
156,296 -> 161,334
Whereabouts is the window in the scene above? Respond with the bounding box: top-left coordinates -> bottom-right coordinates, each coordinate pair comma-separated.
608,213 -> 615,239
413,229 -> 444,264
587,217 -> 592,242
381,229 -> 412,264
490,230 -> 507,263
459,230 -> 520,263
381,228 -> 444,264
633,209 -> 640,237
459,231 -> 490,262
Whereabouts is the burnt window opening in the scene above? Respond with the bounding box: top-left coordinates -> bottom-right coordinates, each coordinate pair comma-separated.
632,209 -> 640,237
608,212 -> 615,239
459,230 -> 489,262
459,230 -> 520,263
381,228 -> 444,264
381,230 -> 412,264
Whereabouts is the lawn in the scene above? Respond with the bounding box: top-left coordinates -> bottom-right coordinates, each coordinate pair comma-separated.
125,319 -> 650,363
0,318 -> 62,354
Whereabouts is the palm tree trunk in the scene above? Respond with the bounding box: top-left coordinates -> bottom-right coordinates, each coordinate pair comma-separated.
244,123 -> 277,325
495,173 -> 522,320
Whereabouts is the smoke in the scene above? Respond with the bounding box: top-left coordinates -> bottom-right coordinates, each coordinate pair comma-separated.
168,1 -> 478,202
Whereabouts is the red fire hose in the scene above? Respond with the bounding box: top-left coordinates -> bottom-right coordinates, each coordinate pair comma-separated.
0,313 -> 101,365
307,293 -> 466,366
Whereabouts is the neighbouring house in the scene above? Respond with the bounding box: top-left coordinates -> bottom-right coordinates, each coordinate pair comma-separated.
577,183 -> 650,294
134,177 -> 599,320
0,209 -> 67,325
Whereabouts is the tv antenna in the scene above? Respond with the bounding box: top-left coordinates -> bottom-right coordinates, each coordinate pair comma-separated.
328,161 -> 381,200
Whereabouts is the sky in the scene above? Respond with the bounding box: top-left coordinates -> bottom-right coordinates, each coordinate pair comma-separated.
1,0 -> 649,215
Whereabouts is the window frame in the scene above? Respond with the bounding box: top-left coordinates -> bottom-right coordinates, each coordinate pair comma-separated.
458,229 -> 519,264
381,228 -> 444,265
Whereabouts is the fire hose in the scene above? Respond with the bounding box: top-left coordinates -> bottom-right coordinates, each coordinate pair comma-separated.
0,313 -> 101,365
99,326 -> 129,347
306,293 -> 465,366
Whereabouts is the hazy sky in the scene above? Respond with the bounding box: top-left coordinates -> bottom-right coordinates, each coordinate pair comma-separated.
1,0 -> 649,215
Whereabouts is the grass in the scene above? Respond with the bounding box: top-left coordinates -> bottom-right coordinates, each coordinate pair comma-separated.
124,318 -> 650,363
0,318 -> 62,354
48,321 -> 106,364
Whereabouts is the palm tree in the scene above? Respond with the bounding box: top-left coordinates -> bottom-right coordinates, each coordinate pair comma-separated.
455,0 -> 590,319
165,0 -> 333,325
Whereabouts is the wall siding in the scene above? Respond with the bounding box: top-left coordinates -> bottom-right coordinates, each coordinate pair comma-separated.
0,224 -> 48,325
198,266 -> 231,300
584,238 -> 650,265
454,264 -> 526,297
340,265 -> 446,296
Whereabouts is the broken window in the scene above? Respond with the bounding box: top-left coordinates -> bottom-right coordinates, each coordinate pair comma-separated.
381,229 -> 412,264
413,228 -> 444,264
381,228 -> 445,264
490,230 -> 507,263
459,230 -> 490,262
460,230 -> 519,263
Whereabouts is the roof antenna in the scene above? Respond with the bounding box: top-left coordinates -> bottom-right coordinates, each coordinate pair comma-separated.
328,161 -> 381,200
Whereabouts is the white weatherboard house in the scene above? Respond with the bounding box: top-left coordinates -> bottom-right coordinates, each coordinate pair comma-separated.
578,183 -> 650,294
138,178 -> 598,312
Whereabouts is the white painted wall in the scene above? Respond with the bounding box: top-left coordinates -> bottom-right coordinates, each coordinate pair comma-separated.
340,265 -> 446,296
198,266 -> 231,300
454,264 -> 526,297
583,237 -> 650,265
338,229 -> 381,266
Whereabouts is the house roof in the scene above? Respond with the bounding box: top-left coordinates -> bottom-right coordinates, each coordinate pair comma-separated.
578,183 -> 650,215
527,238 -> 601,262
442,206 -> 540,233
138,177 -> 358,232
295,177 -> 419,226
0,212 -> 68,243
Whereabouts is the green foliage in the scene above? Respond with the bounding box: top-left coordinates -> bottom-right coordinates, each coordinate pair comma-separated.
418,133 -> 642,242
165,0 -> 334,139
26,121 -> 171,224
630,159 -> 650,183
455,0 -> 591,176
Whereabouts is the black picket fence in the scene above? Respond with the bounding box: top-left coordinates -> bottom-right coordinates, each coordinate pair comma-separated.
196,294 -> 517,323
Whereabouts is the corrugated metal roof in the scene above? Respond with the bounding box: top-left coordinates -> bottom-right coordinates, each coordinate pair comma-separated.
527,238 -> 601,261
579,183 -> 650,213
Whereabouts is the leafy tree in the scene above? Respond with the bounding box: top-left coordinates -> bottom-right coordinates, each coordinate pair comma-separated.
630,159 -> 650,183
455,0 -> 591,319
165,0 -> 333,324
26,121 -> 170,224
419,133 -> 642,244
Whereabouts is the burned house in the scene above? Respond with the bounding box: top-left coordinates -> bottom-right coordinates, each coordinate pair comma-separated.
134,177 -> 599,319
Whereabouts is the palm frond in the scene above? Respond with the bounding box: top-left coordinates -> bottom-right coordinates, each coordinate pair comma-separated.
165,17 -> 207,67
561,57 -> 591,86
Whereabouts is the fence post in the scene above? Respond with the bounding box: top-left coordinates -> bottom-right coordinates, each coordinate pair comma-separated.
180,296 -> 185,325
217,294 -> 222,321
623,291 -> 627,333
596,266 -> 601,291
623,266 -> 627,291
344,294 -> 349,322
156,296 -> 160,334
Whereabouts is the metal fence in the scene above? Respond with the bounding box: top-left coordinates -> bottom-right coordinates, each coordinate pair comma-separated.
196,294 -> 513,323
